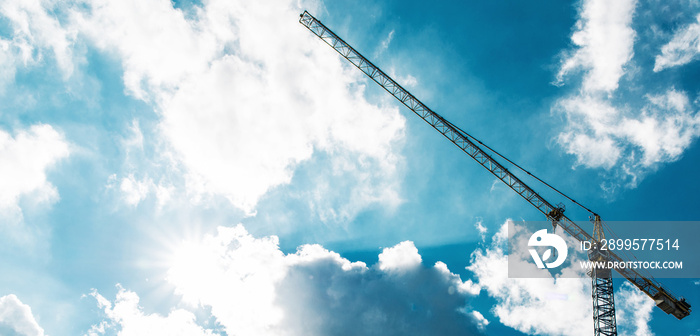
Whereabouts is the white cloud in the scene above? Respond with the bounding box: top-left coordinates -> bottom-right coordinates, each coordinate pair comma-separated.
167,225 -> 287,335
558,131 -> 620,169
375,29 -> 394,58
467,221 -> 593,336
0,294 -> 45,336
555,94 -> 622,169
554,0 -> 637,173
616,282 -> 655,336
475,220 -> 487,241
0,0 -> 76,80
141,220 -> 663,336
301,149 -> 404,224
621,90 -> 700,166
556,90 -> 700,177
73,0 -> 406,216
120,174 -> 153,206
469,310 -> 489,331
467,220 -> 658,336
122,119 -> 144,158
106,119 -> 175,208
388,67 -> 418,88
654,14 -> 700,72
554,0 -> 700,188
0,124 -> 69,221
115,121 -> 155,206
397,73 -> 418,87
163,224 -> 483,336
72,0 -> 216,100
556,0 -> 637,92
87,286 -> 216,336
0,37 -> 19,91
377,240 -> 421,273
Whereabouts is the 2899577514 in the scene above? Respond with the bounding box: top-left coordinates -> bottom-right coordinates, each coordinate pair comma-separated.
580,238 -> 679,251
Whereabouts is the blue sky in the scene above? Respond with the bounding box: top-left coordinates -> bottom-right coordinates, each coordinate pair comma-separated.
0,0 -> 699,335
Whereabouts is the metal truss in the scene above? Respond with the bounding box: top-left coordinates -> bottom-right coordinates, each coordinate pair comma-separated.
301,11 -> 560,220
592,268 -> 617,336
299,10 -> 691,328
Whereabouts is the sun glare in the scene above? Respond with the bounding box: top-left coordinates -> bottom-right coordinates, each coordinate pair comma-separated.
167,238 -> 221,304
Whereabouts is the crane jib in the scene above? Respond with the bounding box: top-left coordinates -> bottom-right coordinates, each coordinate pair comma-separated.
299,12 -> 557,218
299,10 -> 690,322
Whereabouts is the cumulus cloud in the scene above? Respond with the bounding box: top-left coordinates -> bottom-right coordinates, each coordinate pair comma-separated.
167,225 -> 287,335
0,294 -> 45,336
72,0 -> 405,215
89,220 -> 663,336
654,14 -> 700,72
467,220 -> 658,336
554,0 -> 700,188
0,124 -> 69,223
161,224 -> 484,336
87,286 -> 216,336
1,0 -> 405,221
377,240 -> 422,272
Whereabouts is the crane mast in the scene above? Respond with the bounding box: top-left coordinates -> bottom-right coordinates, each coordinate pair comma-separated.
299,10 -> 690,335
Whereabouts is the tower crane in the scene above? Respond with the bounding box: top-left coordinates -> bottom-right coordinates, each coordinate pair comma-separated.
300,11 -> 691,336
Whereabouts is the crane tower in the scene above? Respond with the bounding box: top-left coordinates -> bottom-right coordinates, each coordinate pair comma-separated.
299,11 -> 691,336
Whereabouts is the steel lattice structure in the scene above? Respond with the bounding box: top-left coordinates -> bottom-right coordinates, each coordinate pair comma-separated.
592,270 -> 618,336
299,10 -> 691,335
